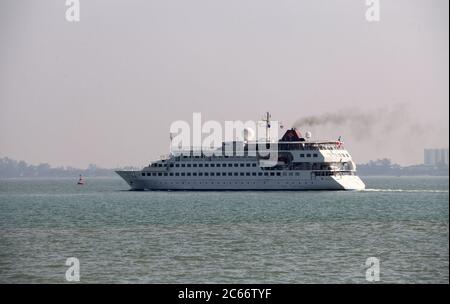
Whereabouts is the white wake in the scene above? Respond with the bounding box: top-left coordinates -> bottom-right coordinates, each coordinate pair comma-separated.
361,189 -> 449,193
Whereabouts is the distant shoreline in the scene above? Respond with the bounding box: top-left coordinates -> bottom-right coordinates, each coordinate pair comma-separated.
1,156 -> 448,179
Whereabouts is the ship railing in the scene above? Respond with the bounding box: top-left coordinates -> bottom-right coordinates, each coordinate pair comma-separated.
143,166 -> 168,172
160,154 -> 171,160
278,144 -> 345,151
312,170 -> 354,176
170,149 -> 279,158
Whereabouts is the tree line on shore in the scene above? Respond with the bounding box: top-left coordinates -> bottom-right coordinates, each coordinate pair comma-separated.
0,157 -> 447,178
0,157 -> 137,178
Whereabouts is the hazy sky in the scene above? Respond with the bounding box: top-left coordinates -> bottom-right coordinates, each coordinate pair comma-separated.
0,0 -> 448,168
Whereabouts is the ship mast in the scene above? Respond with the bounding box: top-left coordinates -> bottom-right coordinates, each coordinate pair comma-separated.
263,111 -> 271,142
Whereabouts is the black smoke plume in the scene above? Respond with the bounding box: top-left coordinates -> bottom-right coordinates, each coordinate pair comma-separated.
292,105 -> 408,141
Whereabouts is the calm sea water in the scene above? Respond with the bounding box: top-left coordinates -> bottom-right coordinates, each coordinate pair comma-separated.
0,176 -> 448,283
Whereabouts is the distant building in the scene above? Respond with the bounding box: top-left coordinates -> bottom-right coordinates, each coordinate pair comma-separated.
424,148 -> 449,166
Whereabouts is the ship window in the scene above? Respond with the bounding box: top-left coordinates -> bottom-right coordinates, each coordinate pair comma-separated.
228,164 -> 232,167
175,173 -> 179,176
289,172 -> 293,176
258,172 -> 263,176
300,154 -> 305,157
146,173 -> 150,176
283,172 -> 287,176
152,173 -> 156,176
270,172 -> 275,176
222,164 -> 227,167
276,172 -> 281,176
193,164 -> 197,167
169,173 -> 173,176
264,172 -> 269,176
211,172 -> 215,176
193,173 -> 197,176
295,172 -> 300,176
211,164 -> 215,167
141,173 -> 145,176
187,173 -> 191,176
199,164 -> 203,167
169,164 -> 174,167
240,172 -> 245,176
222,172 -> 227,176
164,173 -> 168,176
228,172 -> 233,176
246,172 -> 250,176
181,164 -> 185,167
234,164 -> 239,167
181,173 -> 185,176
246,163 -> 250,167
252,163 -> 257,167
205,164 -> 209,167
307,154 -> 311,157
158,173 -> 162,176
187,164 -> 191,167
234,172 -> 239,176
313,154 -> 318,157
252,172 -> 256,176
199,173 -> 203,176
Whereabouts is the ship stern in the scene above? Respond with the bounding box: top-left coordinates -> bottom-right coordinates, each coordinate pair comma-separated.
332,175 -> 366,190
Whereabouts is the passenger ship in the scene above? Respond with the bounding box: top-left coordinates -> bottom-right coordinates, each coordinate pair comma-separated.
116,114 -> 365,191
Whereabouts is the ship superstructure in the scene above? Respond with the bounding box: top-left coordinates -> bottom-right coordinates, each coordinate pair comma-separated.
116,114 -> 365,191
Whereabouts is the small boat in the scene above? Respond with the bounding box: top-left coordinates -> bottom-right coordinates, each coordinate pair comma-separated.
77,175 -> 85,185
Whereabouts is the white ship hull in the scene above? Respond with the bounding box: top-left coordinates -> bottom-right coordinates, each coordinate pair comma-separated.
116,170 -> 365,191
115,121 -> 366,191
